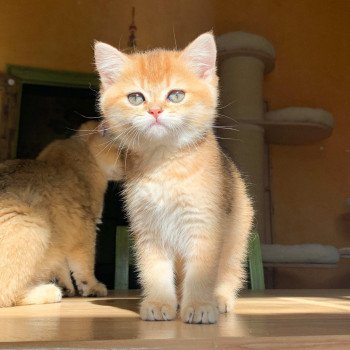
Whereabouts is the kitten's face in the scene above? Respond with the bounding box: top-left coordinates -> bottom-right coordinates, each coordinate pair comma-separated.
95,33 -> 218,150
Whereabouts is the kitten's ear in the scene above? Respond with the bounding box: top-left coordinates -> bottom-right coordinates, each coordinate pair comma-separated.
181,32 -> 217,79
94,41 -> 129,89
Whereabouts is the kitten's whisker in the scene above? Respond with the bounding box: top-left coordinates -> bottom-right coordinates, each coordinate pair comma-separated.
107,126 -> 133,169
96,123 -> 134,157
110,140 -> 126,173
136,128 -> 141,148
73,111 -> 100,120
128,127 -> 139,152
186,117 -> 238,134
67,128 -> 98,135
216,113 -> 239,124
88,83 -> 97,93
182,124 -> 203,152
172,25 -> 177,50
212,126 -> 239,131
215,136 -> 242,141
114,143 -> 125,167
95,138 -> 117,157
68,124 -> 102,137
124,142 -> 132,171
183,119 -> 239,143
110,125 -> 137,154
217,100 -> 237,110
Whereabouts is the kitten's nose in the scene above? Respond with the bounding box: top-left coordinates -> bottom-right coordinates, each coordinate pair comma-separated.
148,108 -> 163,119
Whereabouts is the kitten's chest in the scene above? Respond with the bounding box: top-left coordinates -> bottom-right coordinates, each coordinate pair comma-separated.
128,171 -> 191,214
126,160 -> 207,250
127,151 -> 195,209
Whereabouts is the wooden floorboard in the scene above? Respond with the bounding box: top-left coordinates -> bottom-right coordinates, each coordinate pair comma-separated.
0,289 -> 350,349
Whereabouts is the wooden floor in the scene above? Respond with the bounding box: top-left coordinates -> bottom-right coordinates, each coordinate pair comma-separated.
1,290 -> 350,349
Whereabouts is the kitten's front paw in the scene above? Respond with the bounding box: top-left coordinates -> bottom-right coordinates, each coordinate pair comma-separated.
140,300 -> 177,321
216,295 -> 235,314
181,302 -> 218,324
79,281 -> 108,297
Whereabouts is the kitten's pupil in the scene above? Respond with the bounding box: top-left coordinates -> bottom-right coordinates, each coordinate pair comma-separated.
128,92 -> 145,106
167,90 -> 185,103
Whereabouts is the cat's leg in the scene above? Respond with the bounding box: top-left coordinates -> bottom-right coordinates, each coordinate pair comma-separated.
55,262 -> 75,297
136,239 -> 177,321
215,181 -> 253,313
17,283 -> 62,306
0,212 -> 50,307
68,243 -> 107,297
180,235 -> 220,324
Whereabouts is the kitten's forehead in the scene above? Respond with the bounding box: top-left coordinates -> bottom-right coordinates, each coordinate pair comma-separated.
127,49 -> 186,86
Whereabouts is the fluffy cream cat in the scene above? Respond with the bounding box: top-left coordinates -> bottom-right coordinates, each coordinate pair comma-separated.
0,121 -> 123,307
95,32 -> 253,324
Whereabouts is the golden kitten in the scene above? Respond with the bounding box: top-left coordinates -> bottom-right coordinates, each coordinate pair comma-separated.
95,32 -> 253,324
0,121 -> 122,307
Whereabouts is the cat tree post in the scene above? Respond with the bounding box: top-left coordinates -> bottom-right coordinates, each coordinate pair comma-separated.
216,32 -> 275,243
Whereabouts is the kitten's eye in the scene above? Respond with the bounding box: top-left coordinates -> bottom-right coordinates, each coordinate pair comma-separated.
128,92 -> 145,106
167,90 -> 185,103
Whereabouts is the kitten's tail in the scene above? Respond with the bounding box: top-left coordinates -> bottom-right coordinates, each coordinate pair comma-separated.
0,209 -> 50,307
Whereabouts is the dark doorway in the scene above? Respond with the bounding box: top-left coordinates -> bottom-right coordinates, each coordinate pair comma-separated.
16,83 -> 129,289
17,84 -> 98,158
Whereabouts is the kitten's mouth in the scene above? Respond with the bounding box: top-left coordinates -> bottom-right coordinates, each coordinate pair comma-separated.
149,120 -> 166,129
146,120 -> 169,138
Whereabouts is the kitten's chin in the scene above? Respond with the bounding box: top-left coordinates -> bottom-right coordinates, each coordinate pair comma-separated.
143,128 -> 205,150
145,123 -> 169,139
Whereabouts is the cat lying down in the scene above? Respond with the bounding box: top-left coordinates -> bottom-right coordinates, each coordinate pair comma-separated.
0,121 -> 123,307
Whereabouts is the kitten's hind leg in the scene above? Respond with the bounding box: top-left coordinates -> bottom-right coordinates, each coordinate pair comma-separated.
17,283 -> 62,306
215,230 -> 252,313
0,210 -> 50,307
215,180 -> 253,314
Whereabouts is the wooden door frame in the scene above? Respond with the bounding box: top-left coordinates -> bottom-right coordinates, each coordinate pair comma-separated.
6,65 -> 99,158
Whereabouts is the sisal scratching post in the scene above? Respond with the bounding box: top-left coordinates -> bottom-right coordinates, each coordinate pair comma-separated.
216,32 -> 275,243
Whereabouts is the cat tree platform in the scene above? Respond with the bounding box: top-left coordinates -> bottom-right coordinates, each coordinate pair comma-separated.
262,243 -> 340,268
240,107 -> 334,145
262,243 -> 350,268
264,107 -> 334,145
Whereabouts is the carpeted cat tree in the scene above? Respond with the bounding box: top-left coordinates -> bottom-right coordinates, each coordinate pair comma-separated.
216,32 -> 337,266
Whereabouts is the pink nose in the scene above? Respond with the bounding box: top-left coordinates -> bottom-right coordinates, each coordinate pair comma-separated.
148,108 -> 162,119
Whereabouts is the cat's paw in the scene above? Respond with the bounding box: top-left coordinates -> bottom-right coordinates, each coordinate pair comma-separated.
61,287 -> 75,297
181,302 -> 218,324
216,295 -> 235,314
79,281 -> 108,297
140,300 -> 177,321
55,278 -> 75,297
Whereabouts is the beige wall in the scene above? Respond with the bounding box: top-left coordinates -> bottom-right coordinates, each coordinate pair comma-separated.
1,0 -> 349,288
0,0 -> 213,72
